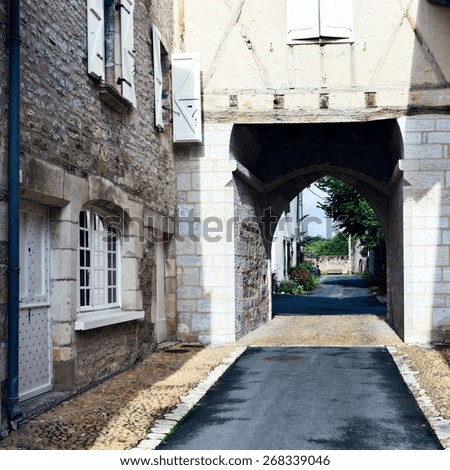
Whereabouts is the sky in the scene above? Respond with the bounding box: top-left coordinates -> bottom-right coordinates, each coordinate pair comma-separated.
301,183 -> 334,239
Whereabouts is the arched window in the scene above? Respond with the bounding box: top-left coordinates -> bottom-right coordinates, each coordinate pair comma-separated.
78,208 -> 120,310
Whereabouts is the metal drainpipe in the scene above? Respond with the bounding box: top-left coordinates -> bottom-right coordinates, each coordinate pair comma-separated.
6,0 -> 23,428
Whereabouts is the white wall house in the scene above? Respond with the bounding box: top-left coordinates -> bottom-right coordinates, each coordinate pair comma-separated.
175,0 -> 450,345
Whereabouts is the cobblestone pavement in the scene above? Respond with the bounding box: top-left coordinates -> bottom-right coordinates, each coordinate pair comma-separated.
0,315 -> 449,450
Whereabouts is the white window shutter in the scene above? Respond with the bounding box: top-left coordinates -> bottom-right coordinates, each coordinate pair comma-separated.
87,0 -> 105,79
286,0 -> 320,42
120,0 -> 137,107
152,26 -> 164,131
319,0 -> 354,40
172,53 -> 202,143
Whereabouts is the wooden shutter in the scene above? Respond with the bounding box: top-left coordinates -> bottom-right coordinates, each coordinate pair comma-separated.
286,0 -> 320,43
172,53 -> 202,143
87,0 -> 105,79
153,26 -> 164,131
120,0 -> 137,107
319,0 -> 354,40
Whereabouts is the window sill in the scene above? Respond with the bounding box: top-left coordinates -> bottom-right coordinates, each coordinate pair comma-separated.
75,309 -> 145,331
288,38 -> 354,45
97,83 -> 133,112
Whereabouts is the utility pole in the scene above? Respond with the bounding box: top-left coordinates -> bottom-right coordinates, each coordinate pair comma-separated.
296,192 -> 303,265
348,234 -> 352,274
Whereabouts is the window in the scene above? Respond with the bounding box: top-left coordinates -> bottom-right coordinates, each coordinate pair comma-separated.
79,209 -> 120,311
286,0 -> 354,44
87,0 -> 136,108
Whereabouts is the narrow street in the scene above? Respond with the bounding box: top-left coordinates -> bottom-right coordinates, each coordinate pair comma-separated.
155,276 -> 439,450
157,346 -> 442,450
272,275 -> 387,316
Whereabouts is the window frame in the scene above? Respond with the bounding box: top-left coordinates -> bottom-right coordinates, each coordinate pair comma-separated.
87,0 -> 136,108
78,207 -> 122,313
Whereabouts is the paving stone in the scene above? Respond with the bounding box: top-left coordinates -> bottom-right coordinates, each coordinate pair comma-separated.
150,425 -> 173,435
137,439 -> 161,450
146,433 -> 167,441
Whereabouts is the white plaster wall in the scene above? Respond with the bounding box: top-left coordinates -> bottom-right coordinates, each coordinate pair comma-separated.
179,0 -> 450,117
271,197 -> 300,282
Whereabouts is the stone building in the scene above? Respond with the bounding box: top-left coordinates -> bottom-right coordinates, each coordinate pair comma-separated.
173,0 -> 450,345
1,0 -> 179,433
2,0 -> 450,437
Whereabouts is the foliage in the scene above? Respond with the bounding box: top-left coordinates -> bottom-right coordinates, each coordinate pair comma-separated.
289,264 -> 310,283
303,235 -> 325,246
304,233 -> 349,257
275,280 -> 305,296
274,262 -> 320,296
315,176 -> 384,250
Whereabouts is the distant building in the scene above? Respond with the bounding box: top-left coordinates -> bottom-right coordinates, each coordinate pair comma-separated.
271,195 -> 303,282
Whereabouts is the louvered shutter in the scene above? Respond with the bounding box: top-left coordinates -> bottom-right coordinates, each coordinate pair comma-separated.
319,0 -> 353,40
87,0 -> 105,79
120,0 -> 137,107
153,26 -> 164,131
286,0 -> 320,42
172,53 -> 202,143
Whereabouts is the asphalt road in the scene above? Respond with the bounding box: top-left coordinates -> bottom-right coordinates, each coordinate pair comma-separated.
273,275 -> 387,316
158,347 -> 442,450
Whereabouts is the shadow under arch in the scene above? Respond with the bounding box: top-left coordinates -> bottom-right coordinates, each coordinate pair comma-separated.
231,118 -> 404,338
260,166 -> 390,250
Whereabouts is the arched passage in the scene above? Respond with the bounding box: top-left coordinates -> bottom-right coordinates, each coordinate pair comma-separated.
174,115 -> 449,345
231,119 -> 404,338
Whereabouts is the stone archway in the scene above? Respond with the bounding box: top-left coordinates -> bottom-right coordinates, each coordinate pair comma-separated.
231,120 -> 403,339
174,115 -> 450,345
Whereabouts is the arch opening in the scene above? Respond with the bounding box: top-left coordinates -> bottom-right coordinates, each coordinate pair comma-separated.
231,120 -> 403,339
270,177 -> 387,316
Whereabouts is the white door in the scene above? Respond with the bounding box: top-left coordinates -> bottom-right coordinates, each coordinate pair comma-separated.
18,201 -> 52,401
152,241 -> 167,343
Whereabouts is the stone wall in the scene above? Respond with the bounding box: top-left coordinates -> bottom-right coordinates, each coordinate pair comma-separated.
318,256 -> 350,275
388,174 -> 405,338
234,177 -> 270,338
174,123 -> 236,344
399,115 -> 450,343
20,0 -> 175,215
1,0 -> 177,426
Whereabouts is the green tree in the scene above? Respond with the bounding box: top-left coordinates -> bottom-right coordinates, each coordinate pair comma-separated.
304,233 -> 349,257
303,235 -> 325,246
315,177 -> 384,250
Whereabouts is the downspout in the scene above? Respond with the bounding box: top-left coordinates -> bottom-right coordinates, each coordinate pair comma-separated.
6,0 -> 23,428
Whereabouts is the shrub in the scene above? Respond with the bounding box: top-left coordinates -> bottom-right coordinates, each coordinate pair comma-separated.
275,280 -> 298,295
289,262 -> 320,292
272,262 -> 320,296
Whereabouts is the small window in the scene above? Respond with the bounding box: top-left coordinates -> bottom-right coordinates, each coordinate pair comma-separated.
152,26 -> 170,132
286,0 -> 354,44
78,209 -> 120,311
87,0 -> 136,108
